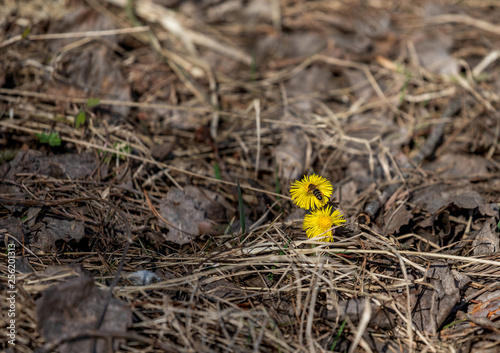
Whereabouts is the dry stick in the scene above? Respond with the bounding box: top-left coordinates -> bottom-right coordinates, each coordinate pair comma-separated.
428,14 -> 500,36
104,0 -> 251,64
361,97 -> 462,222
0,119 -> 287,200
0,26 -> 150,49
38,329 -> 181,353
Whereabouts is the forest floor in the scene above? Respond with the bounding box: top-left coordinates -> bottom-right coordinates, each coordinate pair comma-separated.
1,0 -> 500,352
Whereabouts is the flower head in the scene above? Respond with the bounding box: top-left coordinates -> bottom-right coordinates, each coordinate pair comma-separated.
303,205 -> 346,242
290,174 -> 333,210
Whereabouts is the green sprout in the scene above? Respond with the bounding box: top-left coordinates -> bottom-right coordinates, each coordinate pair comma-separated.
36,132 -> 61,147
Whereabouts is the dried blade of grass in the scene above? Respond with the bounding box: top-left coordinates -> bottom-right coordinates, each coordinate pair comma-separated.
274,166 -> 281,206
38,329 -> 181,353
348,296 -> 373,353
473,49 -> 500,76
159,49 -> 210,106
0,26 -> 150,49
378,238 -> 414,353
104,0 -> 251,64
0,120 -> 287,199
395,233 -> 441,250
208,67 -> 220,139
254,99 -> 261,180
0,87 -> 214,114
387,300 -> 437,353
428,14 -> 500,36
0,87 -> 334,128
305,258 -> 324,352
454,74 -> 495,112
237,179 -> 246,234
404,86 -> 456,103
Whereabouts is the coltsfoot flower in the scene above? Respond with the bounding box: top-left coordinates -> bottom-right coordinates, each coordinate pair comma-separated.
290,174 -> 333,210
303,205 -> 346,242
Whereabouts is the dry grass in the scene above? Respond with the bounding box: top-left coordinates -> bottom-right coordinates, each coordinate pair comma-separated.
1,0 -> 500,352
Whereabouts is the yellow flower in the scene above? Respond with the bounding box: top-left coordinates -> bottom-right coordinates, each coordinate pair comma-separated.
303,205 -> 346,242
290,174 -> 333,210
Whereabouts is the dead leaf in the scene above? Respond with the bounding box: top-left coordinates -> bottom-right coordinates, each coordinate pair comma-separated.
1,212 -> 85,253
34,216 -> 85,252
0,216 -> 28,246
2,149 -> 100,181
451,269 -> 471,290
472,218 -> 499,256
275,129 -> 309,181
286,65 -> 337,97
37,270 -> 131,353
184,185 -> 235,222
384,204 -> 413,235
47,7 -> 131,120
412,262 -> 460,333
151,139 -> 177,161
412,33 -> 459,76
256,32 -> 325,66
424,153 -> 490,178
344,111 -> 397,146
159,187 -> 207,244
345,159 -> 373,192
202,279 -> 247,299
322,297 -> 398,330
48,7 -> 118,51
411,183 -> 496,216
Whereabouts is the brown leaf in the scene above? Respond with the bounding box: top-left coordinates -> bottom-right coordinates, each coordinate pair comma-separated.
412,262 -> 460,334
424,153 -> 490,178
202,279 -> 247,299
274,130 -> 309,181
472,218 -> 499,256
412,33 -> 459,75
411,183 -> 496,216
384,204 -> 413,235
37,269 -> 131,353
286,65 -> 338,97
184,185 -> 235,222
48,7 -> 118,51
322,297 -> 398,330
159,187 -> 207,244
2,149 -> 101,181
35,216 -> 85,252
151,139 -> 176,161
47,8 -> 131,120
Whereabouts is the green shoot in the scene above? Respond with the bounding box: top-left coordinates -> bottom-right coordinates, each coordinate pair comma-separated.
99,142 -> 131,163
213,162 -> 221,180
75,110 -> 86,128
330,319 -> 347,351
22,27 -> 31,38
36,132 -> 61,147
86,97 -> 100,108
